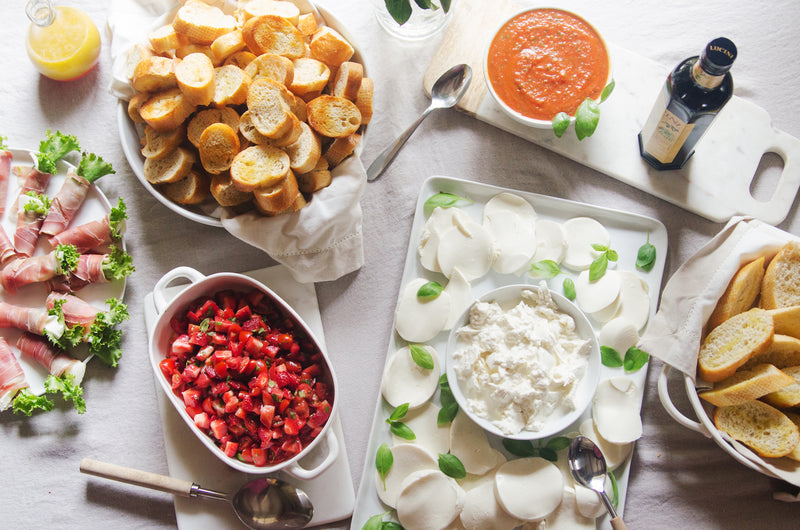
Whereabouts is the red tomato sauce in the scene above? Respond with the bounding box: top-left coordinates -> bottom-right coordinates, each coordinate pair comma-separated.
487,8 -> 610,121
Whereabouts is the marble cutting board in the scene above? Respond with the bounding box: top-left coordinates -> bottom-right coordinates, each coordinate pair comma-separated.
424,0 -> 800,225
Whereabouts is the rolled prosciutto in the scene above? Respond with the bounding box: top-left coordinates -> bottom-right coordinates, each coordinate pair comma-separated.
45,292 -> 100,327
48,197 -> 126,253
0,301 -> 50,335
0,225 -> 16,264
17,332 -> 85,383
0,148 -> 11,217
13,168 -> 50,258
46,247 -> 133,294
0,336 -> 28,411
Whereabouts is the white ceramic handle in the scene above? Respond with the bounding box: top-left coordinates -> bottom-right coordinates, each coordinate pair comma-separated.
767,129 -> 800,203
80,458 -> 194,497
153,266 -> 206,314
284,426 -> 340,480
657,364 -> 711,437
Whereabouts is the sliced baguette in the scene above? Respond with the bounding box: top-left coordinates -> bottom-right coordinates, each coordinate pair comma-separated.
699,364 -> 794,407
148,24 -> 187,55
768,306 -> 800,338
742,335 -> 800,370
244,53 -> 294,86
268,114 -> 303,148
708,256 -> 765,330
309,26 -> 354,67
246,78 -> 293,138
242,15 -> 306,59
223,50 -> 257,69
355,77 -> 374,125
306,95 -> 361,138
323,133 -> 360,167
140,88 -> 195,132
212,65 -> 251,107
239,0 -> 300,25
296,168 -> 331,194
198,123 -> 240,174
133,56 -> 177,93
127,92 -> 149,124
239,110 -> 272,144
284,121 -> 321,174
172,0 -> 237,45
762,365 -> 800,408
253,171 -> 301,215
714,400 -> 800,458
289,57 -> 331,97
162,169 -> 210,205
230,145 -> 291,191
175,43 -> 221,66
296,12 -> 318,36
330,61 -> 363,101
698,308 -> 775,383
124,44 -> 153,82
761,241 -> 800,309
784,412 -> 800,461
141,125 -> 186,160
210,172 -> 253,207
175,52 -> 215,106
210,30 -> 246,64
143,146 -> 195,185
187,107 -> 240,147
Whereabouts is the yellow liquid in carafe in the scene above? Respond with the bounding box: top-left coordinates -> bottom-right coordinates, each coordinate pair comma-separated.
26,6 -> 101,81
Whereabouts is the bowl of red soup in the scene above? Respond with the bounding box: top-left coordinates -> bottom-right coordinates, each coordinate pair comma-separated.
149,267 -> 339,478
484,7 -> 611,128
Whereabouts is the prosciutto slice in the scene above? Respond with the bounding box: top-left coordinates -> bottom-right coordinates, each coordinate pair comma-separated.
13,166 -> 51,258
0,150 -> 11,217
0,224 -> 16,264
46,292 -> 100,327
0,301 -> 49,335
17,332 -> 84,383
46,253 -> 106,293
0,336 -> 28,410
0,252 -> 59,294
48,216 -> 111,253
40,170 -> 90,237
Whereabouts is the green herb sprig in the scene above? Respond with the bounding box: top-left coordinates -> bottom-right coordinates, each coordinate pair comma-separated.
600,345 -> 650,373
423,192 -> 472,215
502,436 -> 571,462
437,374 -> 458,425
386,403 -> 415,440
636,232 -> 657,272
552,80 -> 615,140
384,0 -> 451,25
589,244 -> 618,281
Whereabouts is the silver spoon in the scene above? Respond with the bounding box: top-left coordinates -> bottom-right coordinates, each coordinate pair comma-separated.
366,63 -> 472,181
568,436 -> 628,530
80,458 -> 313,529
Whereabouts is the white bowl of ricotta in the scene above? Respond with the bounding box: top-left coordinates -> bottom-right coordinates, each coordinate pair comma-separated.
445,282 -> 600,440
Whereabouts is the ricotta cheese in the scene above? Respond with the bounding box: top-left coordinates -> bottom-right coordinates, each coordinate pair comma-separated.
452,282 -> 591,435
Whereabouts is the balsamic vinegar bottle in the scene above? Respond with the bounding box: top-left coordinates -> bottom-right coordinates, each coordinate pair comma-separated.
638,37 -> 737,170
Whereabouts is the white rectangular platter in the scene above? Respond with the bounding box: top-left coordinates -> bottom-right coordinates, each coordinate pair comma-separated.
351,176 -> 668,528
143,265 -> 354,528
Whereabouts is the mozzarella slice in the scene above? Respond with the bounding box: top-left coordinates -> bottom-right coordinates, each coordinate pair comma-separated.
374,443 -> 438,508
494,457 -> 564,521
598,317 -> 639,357
394,278 -> 451,343
381,345 -> 441,409
543,486 -> 596,529
450,411 -> 505,475
562,217 -> 609,271
592,377 -> 643,444
437,217 -> 495,281
391,402 -> 451,456
483,193 -> 537,274
418,207 -> 470,273
589,292 -> 622,323
574,482 -> 610,519
396,469 -> 465,530
459,476 -> 522,530
612,271 -> 651,331
575,269 -> 621,315
531,219 -> 566,264
443,267 -> 473,330
578,418 -> 633,471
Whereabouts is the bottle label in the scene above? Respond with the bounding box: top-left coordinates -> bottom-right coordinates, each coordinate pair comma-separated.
692,61 -> 723,90
640,90 -> 694,164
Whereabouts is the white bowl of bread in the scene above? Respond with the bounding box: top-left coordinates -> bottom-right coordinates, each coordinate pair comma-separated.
117,0 -> 372,227
659,240 -> 800,480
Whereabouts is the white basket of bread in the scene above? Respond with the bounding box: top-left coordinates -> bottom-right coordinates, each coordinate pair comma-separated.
116,0 -> 371,226
652,218 -> 800,486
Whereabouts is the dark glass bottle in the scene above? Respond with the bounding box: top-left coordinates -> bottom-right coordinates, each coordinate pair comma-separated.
638,37 -> 737,170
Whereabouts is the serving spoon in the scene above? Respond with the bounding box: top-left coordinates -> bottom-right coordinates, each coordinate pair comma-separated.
366,63 -> 472,181
568,436 -> 627,530
80,458 -> 313,529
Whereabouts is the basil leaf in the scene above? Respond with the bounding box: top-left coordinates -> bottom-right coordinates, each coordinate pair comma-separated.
417,281 -> 443,301
437,401 -> 459,425
414,0 -> 434,8
575,99 -> 600,140
502,438 -> 537,457
601,345 -> 624,368
552,112 -> 570,138
383,523 -> 404,530
363,513 -> 386,530
409,344 -> 435,370
384,0 -> 412,24
589,254 -> 608,281
601,79 -> 615,102
440,0 -> 451,12
591,243 -> 608,252
637,234 -> 657,272
388,403 -> 409,422
423,192 -> 472,214
606,249 -> 619,262
390,421 -> 416,440
563,277 -> 576,301
530,259 -> 561,279
438,373 -> 449,386
438,453 -> 467,479
539,447 -> 558,462
375,443 -> 393,489
545,436 -> 571,451
624,347 -> 650,373
609,470 -> 620,508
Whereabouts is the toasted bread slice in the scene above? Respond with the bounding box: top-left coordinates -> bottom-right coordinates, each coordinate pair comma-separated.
742,335 -> 800,370
714,400 -> 799,458
708,256 -> 766,330
289,57 -> 331,97
212,65 -> 251,107
133,56 -> 177,93
330,61 -> 363,101
143,146 -> 195,185
210,30 -> 246,64
230,145 -> 291,191
243,15 -> 306,59
175,52 -> 216,106
699,364 -> 794,407
324,133 -> 360,167
148,24 -> 187,54
698,308 -> 775,383
355,77 -> 374,125
309,26 -> 354,67
768,306 -> 800,338
175,43 -> 221,65
223,50 -> 257,69
127,92 -> 149,124
198,123 -> 240,174
187,107 -> 240,147
140,88 -> 195,132
124,44 -> 153,82
244,53 -> 294,85
269,114 -> 304,148
306,95 -> 361,138
762,366 -> 800,408
239,0 -> 301,25
162,169 -> 211,205
239,110 -> 272,144
253,171 -> 301,215
285,121 -> 321,174
141,125 -> 186,160
172,0 -> 237,45
762,241 -> 800,309
785,412 -> 800,461
246,78 -> 293,138
210,171 -> 253,207
296,12 -> 318,36
296,168 -> 331,194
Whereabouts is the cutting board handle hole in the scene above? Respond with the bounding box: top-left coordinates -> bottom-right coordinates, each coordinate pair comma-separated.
749,151 -> 785,203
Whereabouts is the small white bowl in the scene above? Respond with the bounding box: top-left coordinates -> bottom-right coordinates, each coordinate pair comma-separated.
483,7 -> 612,129
445,284 -> 600,440
149,267 -> 340,479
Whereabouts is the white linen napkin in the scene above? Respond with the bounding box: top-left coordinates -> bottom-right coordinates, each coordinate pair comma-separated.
106,0 -> 366,283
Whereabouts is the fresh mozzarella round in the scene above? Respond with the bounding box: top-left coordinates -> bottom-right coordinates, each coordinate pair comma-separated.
459,477 -> 522,530
483,193 -> 537,274
575,269 -> 621,314
418,207 -> 470,273
531,219 -> 566,264
612,271 -> 651,331
436,217 -> 495,281
578,418 -> 633,471
598,317 -> 639,357
394,278 -> 452,343
562,217 -> 609,271
443,267 -> 473,330
543,487 -> 596,529
374,443 -> 438,508
589,292 -> 622,323
391,402 -> 451,456
574,484 -> 607,519
592,377 -> 643,444
396,469 -> 465,530
494,457 -> 564,521
418,228 -> 442,273
381,345 -> 441,409
450,411 -> 505,475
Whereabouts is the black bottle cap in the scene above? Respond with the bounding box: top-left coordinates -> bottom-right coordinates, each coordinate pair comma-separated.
700,37 -> 737,75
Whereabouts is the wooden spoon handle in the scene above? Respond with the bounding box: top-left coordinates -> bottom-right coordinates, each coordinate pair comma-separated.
80,458 -> 194,498
611,515 -> 628,530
